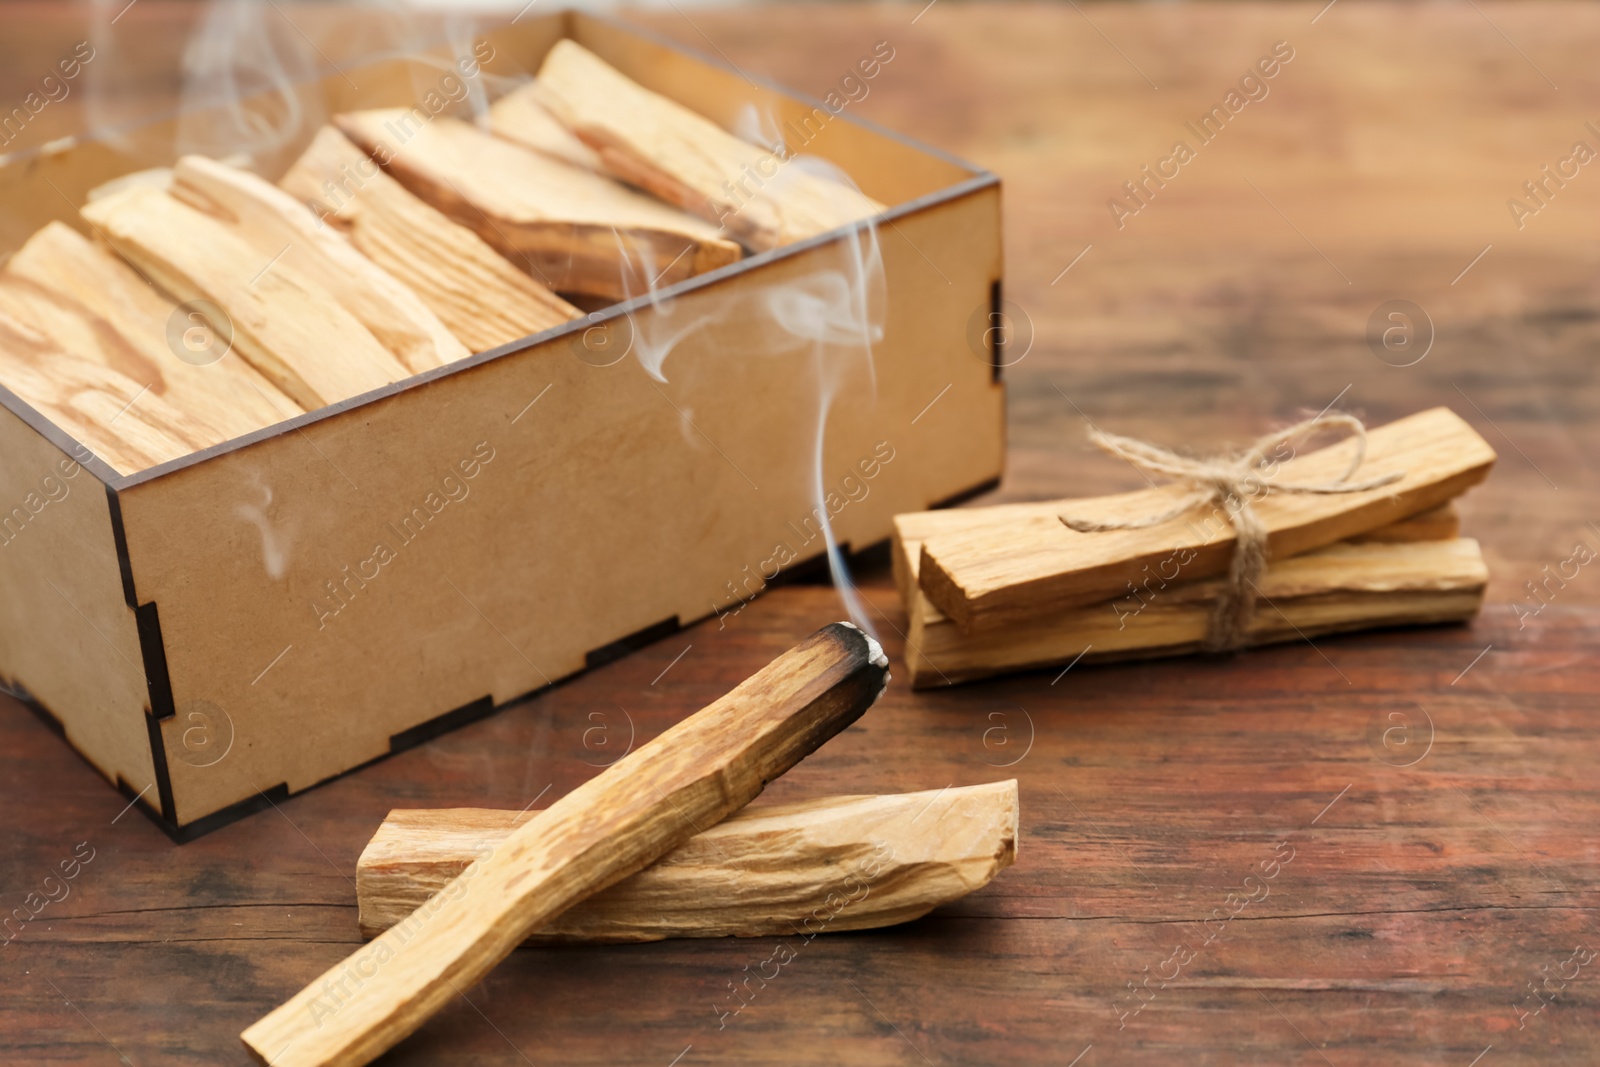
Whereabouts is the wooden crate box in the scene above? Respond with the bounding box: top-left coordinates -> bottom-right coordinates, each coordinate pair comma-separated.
0,11 -> 1004,838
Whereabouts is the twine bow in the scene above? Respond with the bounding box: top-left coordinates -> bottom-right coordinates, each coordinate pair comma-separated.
1059,413 -> 1406,652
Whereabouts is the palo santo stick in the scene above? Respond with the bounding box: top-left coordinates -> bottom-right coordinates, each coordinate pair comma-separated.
918,408 -> 1497,632
81,185 -> 410,410
242,622 -> 890,1067
531,41 -> 886,252
1348,501 -> 1458,543
899,535 -> 1488,687
0,309 -> 206,473
358,783 -> 1017,944
0,277 -> 244,452
0,272 -> 168,395
3,221 -> 302,435
335,109 -> 743,301
488,84 -> 602,171
893,505 -> 1461,605
170,156 -> 468,375
279,126 -> 578,353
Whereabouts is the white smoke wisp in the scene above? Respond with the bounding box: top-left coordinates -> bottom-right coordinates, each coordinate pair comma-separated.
170,0 -> 314,162
81,0 -> 489,165
778,204 -> 885,642
609,164 -> 888,639
730,102 -> 787,156
233,469 -> 296,581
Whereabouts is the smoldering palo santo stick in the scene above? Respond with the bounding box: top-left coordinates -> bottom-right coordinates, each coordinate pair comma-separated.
242,622 -> 889,1067
358,783 -> 1019,943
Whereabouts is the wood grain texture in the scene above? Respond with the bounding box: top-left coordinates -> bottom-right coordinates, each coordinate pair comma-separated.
241,623 -> 890,1067
357,783 -> 1017,942
335,109 -> 743,301
488,85 -> 603,171
918,408 -> 1497,631
278,125 -> 580,353
892,498 -> 1463,605
529,40 -> 886,252
79,185 -> 410,410
898,535 -> 1487,686
171,156 -> 469,374
0,307 -> 207,473
4,3 -> 1600,1065
5,582 -> 1597,1067
1,220 -> 303,435
1348,502 -> 1458,543
0,276 -> 237,451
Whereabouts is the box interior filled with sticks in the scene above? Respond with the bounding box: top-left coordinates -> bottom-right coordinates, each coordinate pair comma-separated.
0,11 -> 1004,837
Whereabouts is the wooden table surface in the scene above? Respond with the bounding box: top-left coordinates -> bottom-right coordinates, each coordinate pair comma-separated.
4,3 -> 1599,1064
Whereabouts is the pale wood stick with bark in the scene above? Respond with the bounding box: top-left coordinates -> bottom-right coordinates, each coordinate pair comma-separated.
917,408 -> 1497,632
171,155 -> 468,375
2,221 -> 302,437
279,126 -> 579,353
334,109 -> 743,301
0,309 -> 208,473
80,185 -> 410,410
530,40 -> 886,252
358,783 -> 1018,943
242,622 -> 890,1067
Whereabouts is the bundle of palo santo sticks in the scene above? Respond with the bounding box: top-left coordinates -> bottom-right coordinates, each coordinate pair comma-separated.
241,624 -> 1018,1066
892,407 -> 1498,687
0,40 -> 881,476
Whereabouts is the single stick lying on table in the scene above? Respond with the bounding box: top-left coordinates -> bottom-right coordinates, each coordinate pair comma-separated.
897,532 -> 1488,687
530,40 -> 886,252
81,185 -> 411,410
279,126 -> 579,353
1,221 -> 302,438
358,782 -> 1017,943
361,781 -> 1016,942
334,109 -> 743,302
242,622 -> 889,1067
917,408 -> 1497,633
171,155 -> 468,374
0,309 -> 209,473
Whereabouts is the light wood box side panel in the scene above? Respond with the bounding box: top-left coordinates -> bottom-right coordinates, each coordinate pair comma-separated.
0,406 -> 155,802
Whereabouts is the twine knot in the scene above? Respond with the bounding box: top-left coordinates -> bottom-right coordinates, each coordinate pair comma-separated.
1059,413 -> 1405,652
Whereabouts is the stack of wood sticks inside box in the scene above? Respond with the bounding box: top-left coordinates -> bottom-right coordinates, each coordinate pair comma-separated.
891,407 -> 1499,687
0,39 -> 883,476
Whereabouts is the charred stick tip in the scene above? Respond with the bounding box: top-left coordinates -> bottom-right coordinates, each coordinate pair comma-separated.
824,621 -> 891,703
